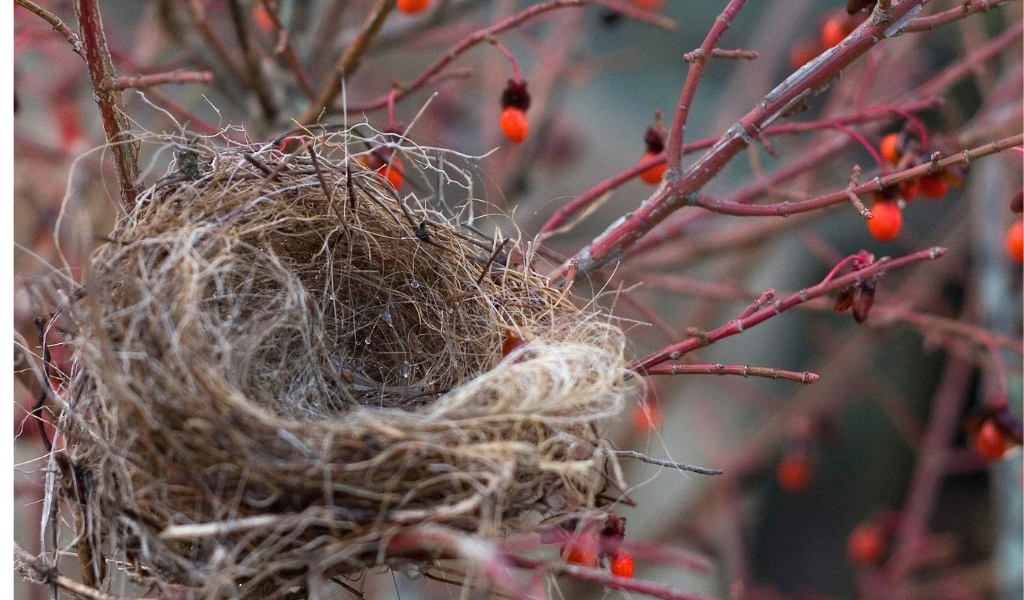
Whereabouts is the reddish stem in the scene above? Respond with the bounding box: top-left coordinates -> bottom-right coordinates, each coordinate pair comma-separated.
904,0 -> 1017,32
491,39 -> 521,82
646,363 -> 819,384
100,70 -> 213,90
833,124 -> 889,174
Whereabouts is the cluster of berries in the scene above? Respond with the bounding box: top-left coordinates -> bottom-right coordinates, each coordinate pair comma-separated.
787,10 -> 867,70
543,518 -> 635,578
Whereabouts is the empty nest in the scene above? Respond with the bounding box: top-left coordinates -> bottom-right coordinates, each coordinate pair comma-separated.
39,131 -> 636,598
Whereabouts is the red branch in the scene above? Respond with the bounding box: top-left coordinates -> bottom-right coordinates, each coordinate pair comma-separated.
646,363 -> 819,384
15,0 -> 85,59
74,0 -> 141,206
905,0 -> 1019,32
664,0 -> 750,173
340,0 -> 675,114
632,247 -> 947,371
100,70 -> 213,90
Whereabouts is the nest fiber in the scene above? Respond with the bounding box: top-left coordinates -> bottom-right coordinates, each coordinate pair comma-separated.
51,135 -> 634,598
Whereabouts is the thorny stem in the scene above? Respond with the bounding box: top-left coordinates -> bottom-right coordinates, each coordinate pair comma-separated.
633,247 -> 947,371
100,70 -> 213,90
664,0 -> 750,174
15,0 -> 84,59
564,0 -> 936,278
645,363 -> 819,384
74,0 -> 141,206
227,0 -> 277,123
340,0 -> 675,114
298,0 -> 397,125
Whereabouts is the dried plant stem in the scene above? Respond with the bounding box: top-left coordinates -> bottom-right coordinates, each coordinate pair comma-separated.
257,0 -> 317,100
613,450 -> 724,475
15,0 -> 84,59
633,247 -> 947,371
14,542 -> 161,600
100,70 -> 213,90
74,0 -> 141,206
299,0 -> 397,124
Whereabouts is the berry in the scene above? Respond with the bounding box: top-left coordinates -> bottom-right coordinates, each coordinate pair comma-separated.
821,15 -> 849,48
631,402 -> 662,434
500,107 -> 529,144
847,523 -> 886,566
563,535 -> 598,567
776,455 -> 811,492
1005,221 -> 1023,265
378,157 -> 404,190
253,5 -> 274,32
879,133 -> 901,165
973,420 -> 1008,461
502,332 -> 525,357
788,40 -> 822,70
397,0 -> 430,14
610,550 -> 635,578
919,174 -> 948,200
638,152 -> 667,185
632,0 -> 663,10
867,201 -> 902,243
898,179 -> 919,202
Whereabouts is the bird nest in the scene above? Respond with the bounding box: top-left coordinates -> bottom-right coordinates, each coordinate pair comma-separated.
39,132 -> 636,598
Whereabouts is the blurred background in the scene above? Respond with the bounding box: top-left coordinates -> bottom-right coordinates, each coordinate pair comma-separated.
13,1 -> 1024,599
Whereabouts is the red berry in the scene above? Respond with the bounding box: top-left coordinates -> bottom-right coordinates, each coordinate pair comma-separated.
632,0 -> 663,10
253,5 -> 274,32
631,402 -> 662,434
879,133 -> 901,165
378,157 -> 404,190
563,535 -> 598,567
500,107 -> 529,144
821,15 -> 849,48
397,0 -> 430,14
501,332 -> 525,357
1005,221 -> 1023,265
899,179 -> 919,202
847,523 -> 886,566
919,174 -> 948,200
638,151 -> 667,185
776,455 -> 811,492
973,420 -> 1008,461
788,40 -> 822,69
610,549 -> 635,578
867,201 -> 902,243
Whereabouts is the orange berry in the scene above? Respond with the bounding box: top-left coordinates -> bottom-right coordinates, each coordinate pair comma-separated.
847,523 -> 886,566
631,402 -> 662,434
632,0 -> 663,10
879,133 -> 901,165
378,157 -> 404,190
973,420 -> 1008,461
788,40 -> 821,70
919,174 -> 948,200
1005,221 -> 1023,265
638,151 -> 667,185
898,179 -> 919,202
563,535 -> 598,567
776,456 -> 811,492
610,550 -> 635,578
397,0 -> 430,14
253,5 -> 274,32
867,201 -> 902,243
500,107 -> 529,144
502,332 -> 525,357
821,16 -> 848,48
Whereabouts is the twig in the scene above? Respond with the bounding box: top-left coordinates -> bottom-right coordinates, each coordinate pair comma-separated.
613,450 -> 723,475
905,0 -> 1019,32
633,247 -> 947,371
100,70 -> 212,90
14,542 -> 163,600
257,0 -> 317,100
15,0 -> 84,59
340,0 -> 675,115
74,0 -> 141,206
684,48 -> 759,62
645,363 -> 819,384
299,0 -> 397,124
227,0 -> 277,123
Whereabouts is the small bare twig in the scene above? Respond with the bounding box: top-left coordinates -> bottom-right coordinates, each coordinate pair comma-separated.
100,70 -> 212,90
15,0 -> 84,59
613,450 -> 723,475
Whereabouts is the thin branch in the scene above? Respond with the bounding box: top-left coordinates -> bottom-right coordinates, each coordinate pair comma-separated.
74,0 -> 141,206
100,70 -> 212,90
339,0 -> 675,115
613,450 -> 723,475
299,0 -> 397,124
685,48 -> 759,62
257,0 -> 317,99
15,0 -> 84,59
227,0 -> 277,123
905,0 -> 1019,32
14,542 -> 164,600
633,247 -> 947,371
645,363 -> 820,384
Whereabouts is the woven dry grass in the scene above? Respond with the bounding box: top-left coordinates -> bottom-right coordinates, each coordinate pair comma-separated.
40,131 -> 636,599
